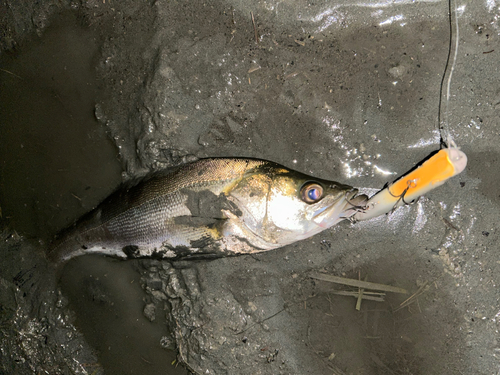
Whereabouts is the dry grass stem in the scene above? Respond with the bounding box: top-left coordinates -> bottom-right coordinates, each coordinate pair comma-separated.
330,290 -> 385,302
310,272 -> 407,294
394,280 -> 429,312
0,68 -> 23,79
251,12 -> 258,44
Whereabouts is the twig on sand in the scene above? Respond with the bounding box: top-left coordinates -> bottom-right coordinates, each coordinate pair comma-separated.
329,290 -> 385,302
310,272 -> 408,294
394,280 -> 429,312
71,193 -> 82,201
356,274 -> 368,310
0,68 -> 23,80
251,12 -> 259,44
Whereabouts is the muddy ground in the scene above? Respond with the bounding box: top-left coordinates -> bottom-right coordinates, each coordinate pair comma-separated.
1,0 -> 499,374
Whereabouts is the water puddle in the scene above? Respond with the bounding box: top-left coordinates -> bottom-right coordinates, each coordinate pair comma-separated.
0,11 -> 122,241
60,256 -> 184,375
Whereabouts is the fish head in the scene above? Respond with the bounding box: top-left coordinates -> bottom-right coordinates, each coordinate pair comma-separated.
226,165 -> 366,249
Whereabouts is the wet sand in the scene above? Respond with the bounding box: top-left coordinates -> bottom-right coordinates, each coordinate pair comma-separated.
1,1 -> 499,374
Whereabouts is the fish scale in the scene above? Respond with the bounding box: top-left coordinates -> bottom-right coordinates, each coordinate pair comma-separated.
105,192 -> 190,246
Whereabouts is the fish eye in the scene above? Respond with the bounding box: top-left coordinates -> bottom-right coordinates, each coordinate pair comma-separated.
301,183 -> 324,203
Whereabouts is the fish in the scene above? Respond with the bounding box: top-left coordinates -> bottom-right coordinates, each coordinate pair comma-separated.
48,158 -> 368,265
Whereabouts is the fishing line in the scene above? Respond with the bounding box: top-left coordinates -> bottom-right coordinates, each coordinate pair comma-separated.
437,0 -> 460,148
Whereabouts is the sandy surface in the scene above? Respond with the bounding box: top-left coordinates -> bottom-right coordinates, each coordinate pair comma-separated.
1,0 -> 499,374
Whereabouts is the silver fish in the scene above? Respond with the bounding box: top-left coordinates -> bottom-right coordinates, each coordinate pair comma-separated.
48,158 -> 367,265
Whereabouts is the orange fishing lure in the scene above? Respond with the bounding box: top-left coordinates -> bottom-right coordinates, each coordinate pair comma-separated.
354,148 -> 467,221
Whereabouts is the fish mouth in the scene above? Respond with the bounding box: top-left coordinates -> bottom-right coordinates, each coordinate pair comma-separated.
312,189 -> 366,228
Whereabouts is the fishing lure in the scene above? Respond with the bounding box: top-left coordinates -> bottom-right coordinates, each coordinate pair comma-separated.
354,146 -> 467,221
